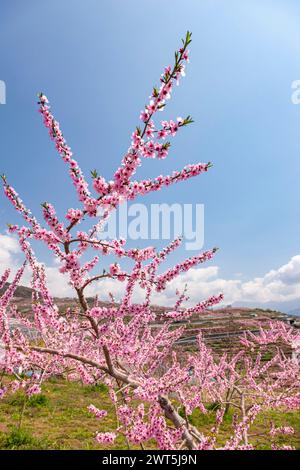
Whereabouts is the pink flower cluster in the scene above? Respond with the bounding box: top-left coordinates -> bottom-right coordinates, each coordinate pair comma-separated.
26,384 -> 42,397
270,425 -> 294,437
0,269 -> 10,290
95,432 -> 116,444
156,248 -> 217,291
38,93 -> 98,216
65,208 -> 83,225
42,202 -> 69,241
87,404 -> 108,419
165,293 -> 224,320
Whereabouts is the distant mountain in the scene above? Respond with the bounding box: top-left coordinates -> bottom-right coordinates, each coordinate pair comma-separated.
288,307 -> 300,317
0,282 -> 33,299
2,282 -> 300,319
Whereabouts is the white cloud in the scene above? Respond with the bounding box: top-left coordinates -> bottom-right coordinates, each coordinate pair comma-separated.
2,232 -> 300,308
0,233 -> 20,266
43,266 -> 74,297
151,256 -> 300,307
239,255 -> 300,304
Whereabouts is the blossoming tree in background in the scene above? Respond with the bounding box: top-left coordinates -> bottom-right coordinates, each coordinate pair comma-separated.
0,32 -> 299,450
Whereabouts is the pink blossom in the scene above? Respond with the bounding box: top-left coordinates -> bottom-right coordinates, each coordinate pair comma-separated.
109,263 -> 121,276
95,432 -> 116,444
26,384 -> 41,397
87,404 -> 108,419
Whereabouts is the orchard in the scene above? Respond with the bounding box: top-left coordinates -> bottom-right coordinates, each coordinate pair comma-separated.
0,33 -> 299,451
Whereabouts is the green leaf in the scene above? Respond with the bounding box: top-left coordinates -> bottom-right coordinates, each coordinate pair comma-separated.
182,115 -> 194,126
152,87 -> 159,98
162,141 -> 171,150
90,169 -> 98,179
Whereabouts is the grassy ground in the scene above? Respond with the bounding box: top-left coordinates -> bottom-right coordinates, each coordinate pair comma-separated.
0,377 -> 299,450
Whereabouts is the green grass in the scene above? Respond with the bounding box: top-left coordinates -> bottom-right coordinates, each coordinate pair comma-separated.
0,378 -> 299,450
8,393 -> 49,408
0,427 -> 50,450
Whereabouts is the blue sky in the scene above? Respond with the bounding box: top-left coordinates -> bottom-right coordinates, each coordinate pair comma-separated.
1,0 -> 300,310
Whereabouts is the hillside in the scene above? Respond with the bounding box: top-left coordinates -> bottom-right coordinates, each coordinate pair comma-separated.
0,283 -> 34,300
289,307 -> 300,317
2,284 -> 299,357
